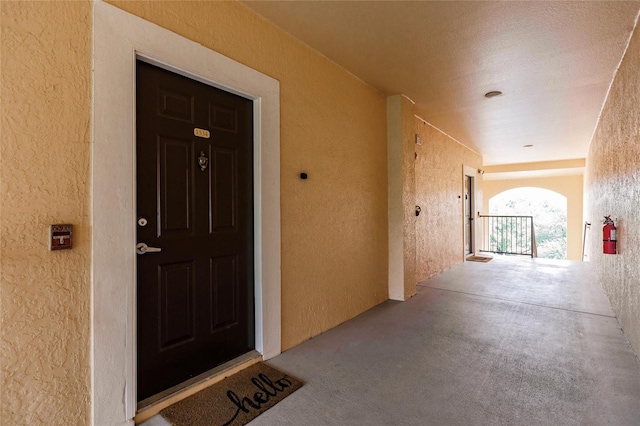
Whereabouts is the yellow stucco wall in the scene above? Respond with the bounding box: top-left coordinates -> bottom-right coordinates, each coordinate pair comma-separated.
387,95 -> 417,300
1,1 -> 92,424
109,0 -> 389,350
105,2 -> 390,347
483,175 -> 584,260
2,0 -> 390,421
585,20 -> 640,354
401,104 -> 418,299
414,119 -> 483,281
0,3 -> 499,419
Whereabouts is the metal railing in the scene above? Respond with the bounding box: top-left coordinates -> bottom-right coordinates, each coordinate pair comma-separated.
479,215 -> 536,258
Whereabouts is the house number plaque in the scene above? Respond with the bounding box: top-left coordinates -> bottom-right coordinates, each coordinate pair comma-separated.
194,128 -> 210,139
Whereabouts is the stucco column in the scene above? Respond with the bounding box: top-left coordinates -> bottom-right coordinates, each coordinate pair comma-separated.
387,95 -> 417,300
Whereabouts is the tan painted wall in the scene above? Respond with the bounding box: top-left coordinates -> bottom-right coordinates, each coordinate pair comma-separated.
585,20 -> 640,354
106,1 -> 390,347
414,119 -> 483,281
483,175 -> 584,260
2,0 -> 390,421
0,1 -> 92,424
387,95 -> 417,300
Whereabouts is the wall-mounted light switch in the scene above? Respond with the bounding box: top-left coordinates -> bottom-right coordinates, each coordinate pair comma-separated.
50,224 -> 73,251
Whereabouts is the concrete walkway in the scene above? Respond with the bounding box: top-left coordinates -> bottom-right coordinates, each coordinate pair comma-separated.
252,257 -> 640,425
144,257 -> 640,425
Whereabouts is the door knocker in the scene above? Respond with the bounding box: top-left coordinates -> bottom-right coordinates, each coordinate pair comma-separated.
198,151 -> 209,171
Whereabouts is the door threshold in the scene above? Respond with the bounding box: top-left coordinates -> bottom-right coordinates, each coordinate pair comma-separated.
134,350 -> 262,424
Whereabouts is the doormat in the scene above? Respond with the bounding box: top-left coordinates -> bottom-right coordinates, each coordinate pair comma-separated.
160,362 -> 303,426
467,255 -> 492,262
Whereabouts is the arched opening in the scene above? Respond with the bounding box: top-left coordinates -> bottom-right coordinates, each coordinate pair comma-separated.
490,187 -> 567,259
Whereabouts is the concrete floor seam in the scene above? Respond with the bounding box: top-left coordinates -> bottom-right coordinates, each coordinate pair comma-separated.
418,284 -> 617,319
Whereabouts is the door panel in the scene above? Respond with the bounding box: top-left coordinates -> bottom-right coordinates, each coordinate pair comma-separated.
136,60 -> 254,402
210,255 -> 239,331
210,104 -> 238,132
160,138 -> 194,235
158,88 -> 194,122
212,148 -> 237,232
159,261 -> 196,350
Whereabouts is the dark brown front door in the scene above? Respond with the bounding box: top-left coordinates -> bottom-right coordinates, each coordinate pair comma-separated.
136,60 -> 254,402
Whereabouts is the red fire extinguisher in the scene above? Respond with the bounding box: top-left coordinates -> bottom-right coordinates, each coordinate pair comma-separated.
603,216 -> 617,254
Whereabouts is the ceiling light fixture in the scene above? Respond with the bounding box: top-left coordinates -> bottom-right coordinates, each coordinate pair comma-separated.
484,90 -> 503,98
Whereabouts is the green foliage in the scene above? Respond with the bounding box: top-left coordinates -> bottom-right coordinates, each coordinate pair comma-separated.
489,188 -> 567,259
486,216 -> 533,255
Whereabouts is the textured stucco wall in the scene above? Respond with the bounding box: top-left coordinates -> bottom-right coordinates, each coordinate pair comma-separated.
387,95 -> 417,300
414,119 -> 483,281
483,174 -> 584,260
585,20 -> 640,354
1,1 -> 92,424
108,0 -> 389,350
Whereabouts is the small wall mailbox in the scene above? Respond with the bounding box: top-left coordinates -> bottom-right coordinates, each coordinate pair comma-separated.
50,224 -> 73,251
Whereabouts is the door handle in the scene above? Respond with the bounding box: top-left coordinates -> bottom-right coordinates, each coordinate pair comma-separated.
136,243 -> 162,255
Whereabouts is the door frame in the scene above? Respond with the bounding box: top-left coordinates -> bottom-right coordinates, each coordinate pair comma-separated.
464,174 -> 474,255
462,165 -> 478,259
93,3 -> 281,425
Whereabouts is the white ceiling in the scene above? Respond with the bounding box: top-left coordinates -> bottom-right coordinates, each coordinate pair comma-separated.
242,1 -> 640,166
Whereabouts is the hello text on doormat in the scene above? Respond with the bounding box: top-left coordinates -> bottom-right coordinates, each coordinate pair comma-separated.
160,362 -> 303,426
